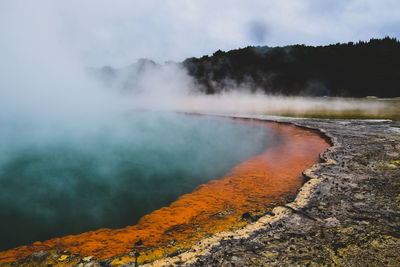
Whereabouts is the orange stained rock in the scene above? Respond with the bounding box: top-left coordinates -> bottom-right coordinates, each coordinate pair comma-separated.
0,119 -> 330,265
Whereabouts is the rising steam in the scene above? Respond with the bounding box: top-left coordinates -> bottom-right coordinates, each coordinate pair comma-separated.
0,0 -> 398,253
0,1 -> 276,252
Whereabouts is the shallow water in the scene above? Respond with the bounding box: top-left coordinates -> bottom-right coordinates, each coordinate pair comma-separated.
178,96 -> 400,121
0,112 -> 280,251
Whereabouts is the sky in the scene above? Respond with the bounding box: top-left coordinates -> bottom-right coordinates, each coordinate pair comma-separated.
1,0 -> 400,67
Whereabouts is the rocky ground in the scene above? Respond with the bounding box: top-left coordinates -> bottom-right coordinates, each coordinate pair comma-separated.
3,117 -> 400,266
147,116 -> 400,266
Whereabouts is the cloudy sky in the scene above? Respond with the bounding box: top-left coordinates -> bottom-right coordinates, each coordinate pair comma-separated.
1,0 -> 400,67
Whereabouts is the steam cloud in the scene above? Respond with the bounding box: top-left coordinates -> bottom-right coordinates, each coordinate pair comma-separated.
0,0 -> 397,252
0,1 -> 276,251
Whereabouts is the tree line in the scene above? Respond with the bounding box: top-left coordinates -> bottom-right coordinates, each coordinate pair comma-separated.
182,37 -> 400,97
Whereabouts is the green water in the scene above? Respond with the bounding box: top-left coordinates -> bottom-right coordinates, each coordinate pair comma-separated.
0,112 -> 280,251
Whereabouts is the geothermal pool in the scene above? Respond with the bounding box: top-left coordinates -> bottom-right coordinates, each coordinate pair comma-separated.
0,114 -> 330,266
0,113 -> 280,252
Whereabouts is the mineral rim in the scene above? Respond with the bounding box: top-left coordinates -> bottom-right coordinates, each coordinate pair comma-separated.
151,115 -> 400,267
1,116 -> 400,266
0,117 -> 328,266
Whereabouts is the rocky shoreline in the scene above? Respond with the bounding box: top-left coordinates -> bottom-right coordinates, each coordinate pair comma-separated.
147,116 -> 400,266
2,117 -> 400,266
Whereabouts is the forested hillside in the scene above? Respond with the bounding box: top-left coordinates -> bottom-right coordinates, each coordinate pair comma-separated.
183,37 -> 400,97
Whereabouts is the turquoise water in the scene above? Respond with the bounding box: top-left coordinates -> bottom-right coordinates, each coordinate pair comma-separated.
0,112 -> 280,251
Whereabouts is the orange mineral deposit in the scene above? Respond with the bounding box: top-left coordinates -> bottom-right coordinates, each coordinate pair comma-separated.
0,118 -> 330,265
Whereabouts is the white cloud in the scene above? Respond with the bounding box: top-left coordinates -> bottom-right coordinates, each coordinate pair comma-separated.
1,0 -> 399,66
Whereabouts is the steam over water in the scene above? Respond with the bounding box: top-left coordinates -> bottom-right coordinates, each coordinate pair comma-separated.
3,1 -> 396,255
0,112 -> 279,251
